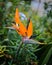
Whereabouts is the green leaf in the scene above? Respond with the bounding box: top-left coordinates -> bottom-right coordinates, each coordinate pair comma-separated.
39,45 -> 52,65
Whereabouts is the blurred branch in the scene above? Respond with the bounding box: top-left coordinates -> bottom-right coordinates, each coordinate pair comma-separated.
0,2 -> 5,6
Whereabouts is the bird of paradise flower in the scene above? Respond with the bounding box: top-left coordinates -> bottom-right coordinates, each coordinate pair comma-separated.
12,8 -> 46,45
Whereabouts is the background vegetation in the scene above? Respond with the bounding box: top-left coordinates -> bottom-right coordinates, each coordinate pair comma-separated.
0,0 -> 52,65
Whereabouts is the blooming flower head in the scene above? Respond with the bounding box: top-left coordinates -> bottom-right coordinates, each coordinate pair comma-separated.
12,8 -> 44,44
13,8 -> 33,38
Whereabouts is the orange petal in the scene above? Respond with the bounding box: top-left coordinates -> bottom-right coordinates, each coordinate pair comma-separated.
27,20 -> 33,38
14,8 -> 27,37
15,8 -> 20,24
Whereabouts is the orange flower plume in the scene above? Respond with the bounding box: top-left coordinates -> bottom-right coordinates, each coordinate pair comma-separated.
13,8 -> 33,38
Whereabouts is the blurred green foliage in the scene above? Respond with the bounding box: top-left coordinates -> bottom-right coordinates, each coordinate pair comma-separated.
0,0 -> 52,65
